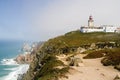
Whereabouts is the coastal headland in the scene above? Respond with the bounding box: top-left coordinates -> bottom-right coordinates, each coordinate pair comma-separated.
20,30 -> 120,80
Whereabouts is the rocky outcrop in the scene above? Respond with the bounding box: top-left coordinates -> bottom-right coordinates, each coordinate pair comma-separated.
22,50 -> 47,80
15,54 -> 25,64
15,42 -> 44,64
76,47 -> 86,53
15,53 -> 33,64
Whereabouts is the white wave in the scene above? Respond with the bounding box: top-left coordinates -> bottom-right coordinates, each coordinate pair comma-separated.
3,67 -> 18,71
1,58 -> 18,65
3,64 -> 29,80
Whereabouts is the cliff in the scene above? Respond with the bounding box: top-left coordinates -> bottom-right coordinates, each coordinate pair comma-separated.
22,30 -> 120,80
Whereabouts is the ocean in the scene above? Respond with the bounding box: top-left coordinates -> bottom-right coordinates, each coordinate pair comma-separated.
0,40 -> 29,80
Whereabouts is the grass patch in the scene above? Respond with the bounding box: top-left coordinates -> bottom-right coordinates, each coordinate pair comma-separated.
42,30 -> 120,54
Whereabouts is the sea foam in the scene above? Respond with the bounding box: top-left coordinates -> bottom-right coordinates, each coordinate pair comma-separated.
1,58 -> 18,65
0,58 -> 29,80
1,64 -> 29,80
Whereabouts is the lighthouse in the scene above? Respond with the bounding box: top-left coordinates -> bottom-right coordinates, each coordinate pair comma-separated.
80,15 -> 119,33
88,15 -> 94,27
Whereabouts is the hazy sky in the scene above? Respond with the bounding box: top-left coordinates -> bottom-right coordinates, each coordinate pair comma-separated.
0,0 -> 120,41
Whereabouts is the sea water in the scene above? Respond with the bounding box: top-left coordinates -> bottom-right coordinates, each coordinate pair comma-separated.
0,40 -> 29,80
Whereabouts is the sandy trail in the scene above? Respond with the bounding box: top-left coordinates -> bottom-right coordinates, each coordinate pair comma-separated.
59,54 -> 119,80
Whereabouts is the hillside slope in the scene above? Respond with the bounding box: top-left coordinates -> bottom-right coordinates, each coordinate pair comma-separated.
22,30 -> 120,80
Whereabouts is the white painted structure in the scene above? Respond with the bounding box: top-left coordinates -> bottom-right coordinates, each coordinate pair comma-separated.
102,25 -> 117,32
80,26 -> 104,33
80,15 -> 120,33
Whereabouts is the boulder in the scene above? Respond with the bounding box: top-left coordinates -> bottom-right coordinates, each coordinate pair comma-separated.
69,55 -> 83,67
76,47 -> 86,53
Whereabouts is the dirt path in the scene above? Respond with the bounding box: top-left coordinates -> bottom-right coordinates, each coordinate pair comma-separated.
60,54 -> 119,80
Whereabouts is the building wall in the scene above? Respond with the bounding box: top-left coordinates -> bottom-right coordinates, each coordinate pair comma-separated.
103,25 -> 117,32
80,27 -> 104,33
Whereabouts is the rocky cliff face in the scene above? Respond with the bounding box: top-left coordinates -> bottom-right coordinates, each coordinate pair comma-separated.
15,42 -> 44,64
22,43 -> 48,80
15,53 -> 33,64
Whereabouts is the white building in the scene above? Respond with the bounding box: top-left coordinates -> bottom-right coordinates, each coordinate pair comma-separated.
80,26 -> 104,33
80,15 -> 119,33
102,25 -> 117,32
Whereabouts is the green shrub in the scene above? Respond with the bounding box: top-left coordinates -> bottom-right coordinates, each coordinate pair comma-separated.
35,55 -> 69,80
101,48 -> 120,66
83,50 -> 105,59
83,48 -> 120,62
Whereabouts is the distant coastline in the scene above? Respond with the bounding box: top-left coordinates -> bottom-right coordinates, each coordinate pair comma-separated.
0,41 -> 44,80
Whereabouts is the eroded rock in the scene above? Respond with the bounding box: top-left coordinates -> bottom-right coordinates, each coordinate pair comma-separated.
15,53 -> 32,64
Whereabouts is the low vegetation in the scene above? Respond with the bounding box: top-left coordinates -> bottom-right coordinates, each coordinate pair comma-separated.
101,48 -> 120,66
83,50 -> 105,59
36,54 -> 69,80
42,30 -> 120,53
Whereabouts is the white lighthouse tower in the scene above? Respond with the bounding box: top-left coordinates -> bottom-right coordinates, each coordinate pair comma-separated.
88,15 -> 94,27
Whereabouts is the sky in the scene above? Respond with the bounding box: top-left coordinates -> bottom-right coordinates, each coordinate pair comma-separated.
0,0 -> 120,41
